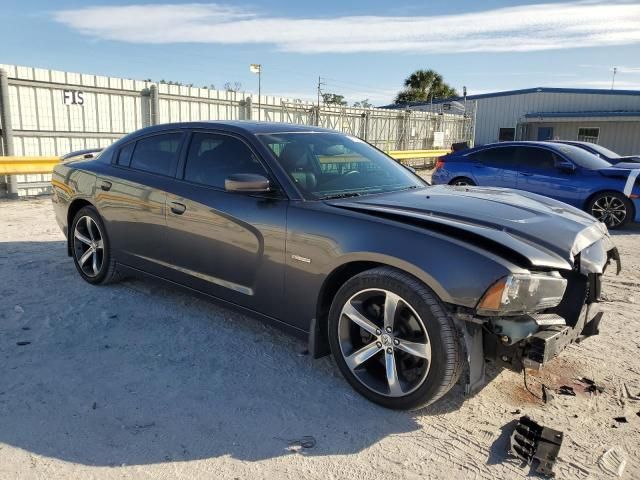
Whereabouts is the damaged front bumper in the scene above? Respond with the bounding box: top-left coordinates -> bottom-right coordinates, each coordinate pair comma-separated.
485,304 -> 603,372
457,235 -> 620,395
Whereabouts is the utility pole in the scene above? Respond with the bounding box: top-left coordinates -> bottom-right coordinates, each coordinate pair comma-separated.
316,76 -> 325,126
611,67 -> 617,90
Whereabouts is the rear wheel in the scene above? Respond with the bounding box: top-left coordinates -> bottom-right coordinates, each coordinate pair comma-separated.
449,177 -> 475,186
328,267 -> 463,410
71,206 -> 120,284
587,192 -> 633,229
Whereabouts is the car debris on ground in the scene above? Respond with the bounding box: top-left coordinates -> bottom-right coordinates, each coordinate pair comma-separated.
510,416 -> 563,477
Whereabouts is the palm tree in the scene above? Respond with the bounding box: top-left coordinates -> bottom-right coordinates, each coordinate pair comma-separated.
395,69 -> 458,104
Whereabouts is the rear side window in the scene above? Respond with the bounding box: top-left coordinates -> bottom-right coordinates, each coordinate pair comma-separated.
183,132 -> 268,189
117,141 -> 135,167
129,133 -> 183,176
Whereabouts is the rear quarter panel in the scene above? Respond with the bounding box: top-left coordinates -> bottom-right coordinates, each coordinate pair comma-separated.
51,161 -> 100,237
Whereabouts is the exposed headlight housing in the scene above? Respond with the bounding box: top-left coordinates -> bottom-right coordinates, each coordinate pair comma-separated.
477,272 -> 567,316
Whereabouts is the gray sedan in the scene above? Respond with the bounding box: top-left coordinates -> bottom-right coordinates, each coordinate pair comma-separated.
52,121 -> 620,409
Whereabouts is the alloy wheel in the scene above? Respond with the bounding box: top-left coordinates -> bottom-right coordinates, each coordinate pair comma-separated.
73,216 -> 104,277
591,196 -> 627,227
338,288 -> 431,397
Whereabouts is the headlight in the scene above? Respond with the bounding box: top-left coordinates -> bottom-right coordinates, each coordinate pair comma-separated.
477,272 -> 567,316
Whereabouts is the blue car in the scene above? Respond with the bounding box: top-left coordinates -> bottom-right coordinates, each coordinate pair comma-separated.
432,141 -> 640,229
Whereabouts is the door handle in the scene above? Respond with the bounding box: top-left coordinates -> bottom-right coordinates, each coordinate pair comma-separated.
100,180 -> 112,191
473,164 -> 485,168
520,172 -> 533,177
170,202 -> 186,215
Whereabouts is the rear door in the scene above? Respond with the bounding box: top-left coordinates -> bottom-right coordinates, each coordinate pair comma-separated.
467,147 -> 519,188
162,130 -> 288,319
96,131 -> 185,276
515,146 -> 586,207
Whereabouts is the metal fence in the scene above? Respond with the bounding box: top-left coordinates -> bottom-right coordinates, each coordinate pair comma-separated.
0,64 -> 473,197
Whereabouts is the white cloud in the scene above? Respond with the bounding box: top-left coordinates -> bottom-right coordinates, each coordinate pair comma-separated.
52,1 -> 640,54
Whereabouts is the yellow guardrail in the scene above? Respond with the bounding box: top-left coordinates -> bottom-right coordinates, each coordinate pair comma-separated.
387,149 -> 450,160
0,149 -> 450,176
0,156 -> 60,175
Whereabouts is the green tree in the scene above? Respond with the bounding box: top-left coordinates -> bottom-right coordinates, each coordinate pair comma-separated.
322,93 -> 347,106
353,99 -> 373,108
394,69 -> 457,104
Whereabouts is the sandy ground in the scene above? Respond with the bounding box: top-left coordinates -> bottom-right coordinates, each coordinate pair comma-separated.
1,198 -> 639,480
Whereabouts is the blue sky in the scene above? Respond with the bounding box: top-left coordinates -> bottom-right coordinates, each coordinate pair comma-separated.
2,0 -> 640,105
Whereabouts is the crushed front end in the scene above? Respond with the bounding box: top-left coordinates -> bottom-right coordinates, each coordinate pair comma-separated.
456,228 -> 621,393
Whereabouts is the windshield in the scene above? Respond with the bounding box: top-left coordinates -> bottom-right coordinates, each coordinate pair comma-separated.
583,143 -> 621,159
258,132 -> 426,199
556,145 -> 612,170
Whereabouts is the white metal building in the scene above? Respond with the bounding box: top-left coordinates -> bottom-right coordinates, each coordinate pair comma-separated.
383,87 -> 640,155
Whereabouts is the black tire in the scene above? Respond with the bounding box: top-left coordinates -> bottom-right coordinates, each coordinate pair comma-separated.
586,191 -> 633,230
449,177 -> 475,186
328,267 -> 463,410
70,206 -> 120,285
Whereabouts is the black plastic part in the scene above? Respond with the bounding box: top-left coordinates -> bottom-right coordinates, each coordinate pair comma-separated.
510,416 -> 563,477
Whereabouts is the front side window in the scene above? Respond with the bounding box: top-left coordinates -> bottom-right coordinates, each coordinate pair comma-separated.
129,133 -> 183,176
516,147 -> 557,170
258,132 -> 424,199
183,132 -> 268,189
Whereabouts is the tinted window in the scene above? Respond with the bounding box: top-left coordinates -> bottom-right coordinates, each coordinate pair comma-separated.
556,145 -> 612,169
517,147 -> 556,169
184,133 -> 267,189
117,141 -> 135,167
129,133 -> 183,176
470,147 -> 519,167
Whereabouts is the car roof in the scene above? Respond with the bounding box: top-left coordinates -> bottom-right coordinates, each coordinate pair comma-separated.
452,140 -> 571,155
129,121 -> 339,136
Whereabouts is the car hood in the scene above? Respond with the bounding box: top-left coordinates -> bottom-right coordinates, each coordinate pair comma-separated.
327,185 -> 616,272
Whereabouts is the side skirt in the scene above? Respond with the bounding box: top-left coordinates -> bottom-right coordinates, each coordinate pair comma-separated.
116,263 -> 309,343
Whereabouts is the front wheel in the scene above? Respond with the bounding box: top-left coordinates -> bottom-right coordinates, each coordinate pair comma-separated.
587,192 -> 633,229
328,267 -> 463,410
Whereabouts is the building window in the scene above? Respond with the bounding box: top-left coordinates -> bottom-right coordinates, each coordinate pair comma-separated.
577,127 -> 599,144
498,128 -> 515,142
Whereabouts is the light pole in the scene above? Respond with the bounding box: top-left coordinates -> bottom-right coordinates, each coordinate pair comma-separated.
250,64 -> 262,120
611,67 -> 617,90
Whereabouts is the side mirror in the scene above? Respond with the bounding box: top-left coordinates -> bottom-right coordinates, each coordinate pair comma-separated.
225,173 -> 271,193
556,160 -> 576,173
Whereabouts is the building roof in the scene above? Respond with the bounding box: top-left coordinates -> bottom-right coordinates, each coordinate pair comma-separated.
380,87 -> 640,109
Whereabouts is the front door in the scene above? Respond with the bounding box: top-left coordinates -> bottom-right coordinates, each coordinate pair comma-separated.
163,131 -> 288,319
515,146 -> 586,207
